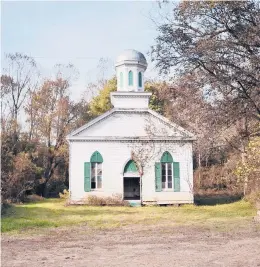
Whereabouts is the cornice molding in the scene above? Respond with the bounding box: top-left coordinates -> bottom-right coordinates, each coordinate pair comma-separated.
115,60 -> 147,69
68,137 -> 195,142
112,94 -> 150,99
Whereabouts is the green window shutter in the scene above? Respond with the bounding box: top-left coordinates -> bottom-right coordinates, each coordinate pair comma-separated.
155,162 -> 162,192
84,162 -> 91,192
138,72 -> 142,87
173,162 -> 180,192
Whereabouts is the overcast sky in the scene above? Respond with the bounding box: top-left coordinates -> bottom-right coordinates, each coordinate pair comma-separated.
1,1 -> 168,100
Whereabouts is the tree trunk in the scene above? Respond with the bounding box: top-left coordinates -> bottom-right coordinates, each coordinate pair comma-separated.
65,166 -> 69,188
139,166 -> 143,205
241,150 -> 248,196
42,181 -> 48,198
12,108 -> 19,155
242,116 -> 249,196
198,152 -> 201,188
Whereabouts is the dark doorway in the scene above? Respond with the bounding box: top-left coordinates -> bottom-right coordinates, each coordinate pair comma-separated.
123,177 -> 140,200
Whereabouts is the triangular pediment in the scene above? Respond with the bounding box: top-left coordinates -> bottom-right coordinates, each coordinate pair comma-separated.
67,109 -> 195,141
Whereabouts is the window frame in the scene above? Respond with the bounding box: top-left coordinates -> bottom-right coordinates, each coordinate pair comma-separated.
161,162 -> 173,190
91,162 -> 103,190
120,72 -> 123,88
90,151 -> 103,190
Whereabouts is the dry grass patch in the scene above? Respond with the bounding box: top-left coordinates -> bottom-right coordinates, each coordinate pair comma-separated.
1,198 -> 257,235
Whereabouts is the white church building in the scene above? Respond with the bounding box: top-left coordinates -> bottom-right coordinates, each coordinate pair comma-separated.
67,49 -> 195,205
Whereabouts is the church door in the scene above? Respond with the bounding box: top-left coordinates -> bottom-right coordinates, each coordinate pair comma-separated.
123,160 -> 140,200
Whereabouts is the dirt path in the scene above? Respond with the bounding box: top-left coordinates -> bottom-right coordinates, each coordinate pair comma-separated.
2,223 -> 260,267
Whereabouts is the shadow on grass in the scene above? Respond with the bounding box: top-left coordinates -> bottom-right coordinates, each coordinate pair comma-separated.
1,204 -> 139,233
194,194 -> 243,206
3,205 -> 137,218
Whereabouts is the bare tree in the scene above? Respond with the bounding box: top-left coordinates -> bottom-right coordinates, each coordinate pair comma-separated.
1,53 -> 39,154
2,53 -> 38,124
152,1 -> 260,121
26,76 -> 87,196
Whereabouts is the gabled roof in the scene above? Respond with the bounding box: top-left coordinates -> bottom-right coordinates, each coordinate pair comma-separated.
66,108 -> 196,141
68,108 -> 115,138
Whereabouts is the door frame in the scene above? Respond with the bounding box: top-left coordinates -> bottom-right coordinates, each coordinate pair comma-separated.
123,176 -> 140,200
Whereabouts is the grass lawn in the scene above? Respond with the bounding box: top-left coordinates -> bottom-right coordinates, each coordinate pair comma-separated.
1,199 -> 257,235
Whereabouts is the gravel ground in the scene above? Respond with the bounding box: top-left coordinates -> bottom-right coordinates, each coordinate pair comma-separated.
2,223 -> 260,267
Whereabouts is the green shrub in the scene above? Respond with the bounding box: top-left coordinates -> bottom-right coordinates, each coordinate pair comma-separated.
1,202 -> 12,215
235,135 -> 260,201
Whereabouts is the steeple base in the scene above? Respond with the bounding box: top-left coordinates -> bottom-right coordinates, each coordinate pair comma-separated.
110,92 -> 152,109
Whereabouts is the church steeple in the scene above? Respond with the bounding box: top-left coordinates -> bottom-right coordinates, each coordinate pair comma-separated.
115,49 -> 147,92
111,49 -> 151,109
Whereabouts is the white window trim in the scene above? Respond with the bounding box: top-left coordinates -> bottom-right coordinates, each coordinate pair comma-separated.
162,163 -> 173,191
120,72 -> 123,88
91,162 -> 103,190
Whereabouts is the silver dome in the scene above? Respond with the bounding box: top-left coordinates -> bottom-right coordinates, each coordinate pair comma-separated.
116,49 -> 147,66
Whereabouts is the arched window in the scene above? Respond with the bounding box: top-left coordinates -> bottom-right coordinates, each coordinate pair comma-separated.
90,151 -> 103,189
138,72 -> 142,87
128,71 -> 133,86
155,152 -> 180,192
161,151 -> 173,163
161,152 -> 173,189
120,72 -> 123,88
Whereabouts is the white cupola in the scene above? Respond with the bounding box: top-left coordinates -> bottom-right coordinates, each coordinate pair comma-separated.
115,49 -> 147,92
111,49 -> 151,109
